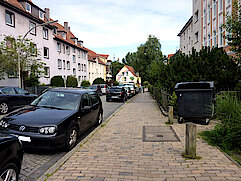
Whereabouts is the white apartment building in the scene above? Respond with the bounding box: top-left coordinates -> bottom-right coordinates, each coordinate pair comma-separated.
0,0 -> 88,87
178,0 -> 238,55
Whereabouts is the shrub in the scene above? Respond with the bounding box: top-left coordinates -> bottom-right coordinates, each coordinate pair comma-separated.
93,78 -> 105,85
66,76 -> 78,87
113,81 -> 119,86
143,81 -> 150,87
50,76 -> 64,87
81,80 -> 90,87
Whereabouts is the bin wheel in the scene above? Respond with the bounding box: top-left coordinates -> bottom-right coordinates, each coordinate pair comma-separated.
203,118 -> 210,125
178,117 -> 184,124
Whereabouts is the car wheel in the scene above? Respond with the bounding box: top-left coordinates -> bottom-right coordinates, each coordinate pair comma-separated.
96,111 -> 103,126
0,102 -> 9,114
65,126 -> 78,151
202,118 -> 210,125
0,163 -> 19,181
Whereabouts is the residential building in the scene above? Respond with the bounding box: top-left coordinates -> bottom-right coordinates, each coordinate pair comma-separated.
0,0 -> 88,87
0,0 -> 54,86
178,0 -> 238,55
85,48 -> 106,84
116,65 -> 141,87
106,60 -> 112,81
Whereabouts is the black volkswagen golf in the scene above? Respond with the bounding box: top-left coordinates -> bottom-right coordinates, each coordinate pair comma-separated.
0,88 -> 103,151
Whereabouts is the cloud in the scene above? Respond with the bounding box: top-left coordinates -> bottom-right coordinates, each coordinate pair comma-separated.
33,0 -> 192,57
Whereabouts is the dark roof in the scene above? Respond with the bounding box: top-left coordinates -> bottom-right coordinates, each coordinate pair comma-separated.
177,16 -> 193,36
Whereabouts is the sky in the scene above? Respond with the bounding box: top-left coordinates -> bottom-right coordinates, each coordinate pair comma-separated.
33,0 -> 192,61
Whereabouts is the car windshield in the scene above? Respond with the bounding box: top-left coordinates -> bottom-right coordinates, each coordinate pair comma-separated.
31,91 -> 80,110
88,86 -> 97,90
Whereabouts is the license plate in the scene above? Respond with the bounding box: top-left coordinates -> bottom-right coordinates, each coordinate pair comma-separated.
111,96 -> 118,99
11,134 -> 31,142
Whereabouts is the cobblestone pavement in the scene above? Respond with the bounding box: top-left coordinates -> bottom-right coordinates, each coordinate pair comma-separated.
0,96 -> 124,181
46,92 -> 241,181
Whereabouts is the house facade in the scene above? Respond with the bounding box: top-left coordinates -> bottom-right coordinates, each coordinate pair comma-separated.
178,0 -> 238,55
116,65 -> 141,87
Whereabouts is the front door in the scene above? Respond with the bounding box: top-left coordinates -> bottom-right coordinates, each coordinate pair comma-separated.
79,94 -> 92,132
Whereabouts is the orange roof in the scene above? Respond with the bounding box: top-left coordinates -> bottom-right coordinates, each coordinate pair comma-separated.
168,54 -> 175,59
97,54 -> 109,59
125,65 -> 137,77
98,57 -> 106,65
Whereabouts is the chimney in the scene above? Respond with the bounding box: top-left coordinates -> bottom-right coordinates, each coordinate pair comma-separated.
44,8 -> 50,20
68,27 -> 70,32
118,58 -> 119,62
64,22 -> 68,31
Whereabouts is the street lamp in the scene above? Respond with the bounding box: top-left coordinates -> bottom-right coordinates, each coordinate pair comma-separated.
18,20 -> 58,88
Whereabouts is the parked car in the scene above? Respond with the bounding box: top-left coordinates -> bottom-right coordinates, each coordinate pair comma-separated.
123,87 -> 132,98
123,85 -> 135,96
0,133 -> 24,181
0,87 -> 38,114
88,85 -> 102,96
0,88 -> 103,151
98,84 -> 108,94
106,86 -> 127,102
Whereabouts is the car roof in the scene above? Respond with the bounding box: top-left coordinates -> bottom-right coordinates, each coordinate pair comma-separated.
48,88 -> 96,95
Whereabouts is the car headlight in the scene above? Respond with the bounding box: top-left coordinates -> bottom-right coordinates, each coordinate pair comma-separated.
39,126 -> 57,135
0,120 -> 9,128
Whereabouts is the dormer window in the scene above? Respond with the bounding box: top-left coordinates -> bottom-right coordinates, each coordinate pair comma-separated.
63,33 -> 66,39
53,28 -> 57,34
26,2 -> 31,13
39,11 -> 44,20
75,39 -> 77,44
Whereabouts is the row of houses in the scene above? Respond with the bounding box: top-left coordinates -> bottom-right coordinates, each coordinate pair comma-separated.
0,0 -> 112,87
178,0 -> 239,55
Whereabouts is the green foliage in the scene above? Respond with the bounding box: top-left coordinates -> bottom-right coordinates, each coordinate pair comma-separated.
111,61 -> 124,80
168,92 -> 177,109
235,82 -> 241,91
81,80 -> 90,87
66,76 -> 78,87
93,78 -> 105,85
224,0 -> 241,58
130,76 -> 134,80
0,36 -> 45,85
50,76 -> 64,87
200,93 -> 241,152
143,81 -> 150,87
113,81 -> 119,86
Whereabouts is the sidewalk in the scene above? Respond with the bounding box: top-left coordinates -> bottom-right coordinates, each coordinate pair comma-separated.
46,93 -> 241,181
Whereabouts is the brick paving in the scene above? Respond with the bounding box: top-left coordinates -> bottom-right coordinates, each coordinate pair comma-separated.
46,92 -> 241,181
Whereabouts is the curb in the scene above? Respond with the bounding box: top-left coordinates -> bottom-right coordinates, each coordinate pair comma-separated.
37,95 -> 133,181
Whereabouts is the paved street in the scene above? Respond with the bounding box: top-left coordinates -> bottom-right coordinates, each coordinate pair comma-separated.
44,92 -> 241,181
0,95 -> 124,181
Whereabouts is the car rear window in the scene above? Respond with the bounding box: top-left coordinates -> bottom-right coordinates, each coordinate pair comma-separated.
110,88 -> 121,92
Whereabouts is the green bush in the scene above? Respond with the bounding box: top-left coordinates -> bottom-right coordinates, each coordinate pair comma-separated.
81,80 -> 90,87
50,76 -> 64,87
143,81 -> 150,87
201,92 -> 241,152
234,81 -> 241,91
113,81 -> 119,86
66,76 -> 78,87
93,78 -> 105,85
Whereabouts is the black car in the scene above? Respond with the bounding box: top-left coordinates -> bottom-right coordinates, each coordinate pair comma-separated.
0,87 -> 38,114
0,133 -> 24,181
106,86 -> 127,102
0,88 -> 103,151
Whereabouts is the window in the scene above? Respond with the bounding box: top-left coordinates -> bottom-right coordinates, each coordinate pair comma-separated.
29,22 -> 36,35
31,43 -> 37,56
124,77 -> 127,81
126,72 -> 128,76
219,26 -> 223,45
39,11 -> 44,20
81,64 -> 83,71
63,60 -> 66,69
15,88 -> 28,94
63,44 -> 65,54
73,68 -> 76,76
213,30 -> 217,46
78,63 -> 81,71
78,50 -> 80,58
1,88 -> 15,94
122,72 -> 125,76
66,46 -> 70,54
195,32 -> 199,42
67,61 -> 70,70
78,76 -> 81,82
44,47 -> 49,58
63,33 -> 66,39
5,11 -> 15,27
44,67 -> 50,78
208,34 -> 211,46
26,2 -> 31,13
213,0 -> 216,18
204,11 -> 207,25
72,47 -> 75,53
58,59 -> 62,69
208,5 -> 211,22
81,94 -> 91,108
219,0 -> 223,11
228,0 -> 231,4
195,10 -> 199,22
84,64 -> 86,72
53,28 -> 57,34
57,42 -> 61,52
73,55 -> 76,63
43,28 -> 48,39
89,92 -> 99,105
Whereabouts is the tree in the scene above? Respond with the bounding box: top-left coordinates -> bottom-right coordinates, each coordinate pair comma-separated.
111,61 -> 124,81
66,76 -> 78,87
81,80 -> 90,87
50,76 -> 64,87
93,78 -> 105,85
224,0 -> 241,58
0,36 -> 45,87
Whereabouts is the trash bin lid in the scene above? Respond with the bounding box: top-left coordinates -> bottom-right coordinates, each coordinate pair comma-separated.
175,81 -> 214,89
